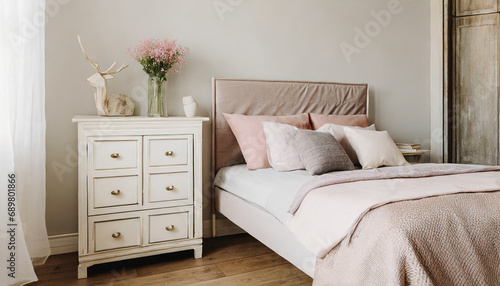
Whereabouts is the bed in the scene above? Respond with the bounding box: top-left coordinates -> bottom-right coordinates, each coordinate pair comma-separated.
211,78 -> 500,285
211,78 -> 369,276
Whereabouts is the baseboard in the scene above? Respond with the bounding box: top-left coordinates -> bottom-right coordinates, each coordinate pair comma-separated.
49,219 -> 243,255
49,233 -> 78,255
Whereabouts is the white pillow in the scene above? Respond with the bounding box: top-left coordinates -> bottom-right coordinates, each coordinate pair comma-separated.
262,122 -> 304,171
344,128 -> 410,169
317,123 -> 376,165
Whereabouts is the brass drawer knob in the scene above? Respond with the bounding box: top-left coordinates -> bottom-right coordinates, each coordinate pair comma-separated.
110,190 -> 120,195
165,225 -> 175,231
111,232 -> 121,238
165,151 -> 174,156
166,186 -> 174,191
110,153 -> 119,158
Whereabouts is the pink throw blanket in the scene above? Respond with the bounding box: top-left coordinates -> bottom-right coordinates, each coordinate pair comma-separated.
285,164 -> 500,285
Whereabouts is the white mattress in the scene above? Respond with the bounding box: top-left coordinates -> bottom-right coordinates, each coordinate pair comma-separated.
214,164 -> 312,223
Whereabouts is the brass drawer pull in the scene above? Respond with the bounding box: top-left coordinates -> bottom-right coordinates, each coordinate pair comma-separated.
166,186 -> 174,191
110,153 -> 119,158
165,225 -> 175,231
111,232 -> 121,238
165,151 -> 174,156
110,190 -> 120,195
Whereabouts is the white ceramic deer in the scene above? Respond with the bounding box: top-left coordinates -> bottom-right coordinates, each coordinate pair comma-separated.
78,36 -> 135,116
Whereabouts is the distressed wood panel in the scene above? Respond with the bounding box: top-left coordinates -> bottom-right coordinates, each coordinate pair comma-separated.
454,0 -> 500,16
445,0 -> 452,162
454,13 -> 499,165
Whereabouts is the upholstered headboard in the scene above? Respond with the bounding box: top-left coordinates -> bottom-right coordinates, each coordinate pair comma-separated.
211,78 -> 369,175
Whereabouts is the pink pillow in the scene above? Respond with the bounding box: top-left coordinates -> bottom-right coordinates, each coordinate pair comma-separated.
223,113 -> 311,170
309,113 -> 369,130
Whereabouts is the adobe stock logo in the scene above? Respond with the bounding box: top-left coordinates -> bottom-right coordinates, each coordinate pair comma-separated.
8,0 -> 71,47
339,0 -> 406,63
212,0 -> 244,21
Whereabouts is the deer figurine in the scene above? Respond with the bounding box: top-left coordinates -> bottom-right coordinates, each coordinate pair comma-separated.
78,36 -> 135,116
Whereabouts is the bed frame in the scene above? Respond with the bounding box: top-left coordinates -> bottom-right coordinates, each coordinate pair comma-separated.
211,78 -> 369,277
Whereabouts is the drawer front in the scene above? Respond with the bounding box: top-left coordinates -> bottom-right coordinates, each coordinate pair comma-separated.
93,140 -> 138,170
93,218 -> 141,252
149,212 -> 189,243
148,138 -> 189,167
93,176 -> 139,209
149,172 -> 190,203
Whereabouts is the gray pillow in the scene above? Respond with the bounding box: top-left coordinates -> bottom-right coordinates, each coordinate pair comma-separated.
291,130 -> 354,175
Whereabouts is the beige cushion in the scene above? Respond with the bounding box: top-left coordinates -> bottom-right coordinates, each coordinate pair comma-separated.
291,130 -> 355,175
262,122 -> 304,172
223,113 -> 311,170
317,124 -> 376,166
309,114 -> 369,130
344,128 -> 410,169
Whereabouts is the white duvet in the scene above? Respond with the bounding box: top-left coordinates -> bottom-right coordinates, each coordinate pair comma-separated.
214,164 -> 311,223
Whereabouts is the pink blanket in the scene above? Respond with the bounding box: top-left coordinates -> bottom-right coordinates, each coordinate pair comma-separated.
314,191 -> 500,285
285,164 -> 500,285
289,163 -> 500,214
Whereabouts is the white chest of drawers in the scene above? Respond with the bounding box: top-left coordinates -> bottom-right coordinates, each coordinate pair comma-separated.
72,116 -> 208,279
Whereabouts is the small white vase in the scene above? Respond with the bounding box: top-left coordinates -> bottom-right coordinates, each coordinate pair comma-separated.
182,95 -> 196,105
183,101 -> 197,117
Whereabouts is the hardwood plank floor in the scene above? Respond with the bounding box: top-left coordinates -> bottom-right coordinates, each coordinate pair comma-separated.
31,234 -> 313,286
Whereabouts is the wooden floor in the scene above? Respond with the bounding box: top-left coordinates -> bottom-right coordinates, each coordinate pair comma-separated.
31,234 -> 313,286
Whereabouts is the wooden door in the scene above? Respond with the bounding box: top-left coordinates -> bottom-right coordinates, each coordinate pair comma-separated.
453,13 -> 499,165
454,0 -> 500,16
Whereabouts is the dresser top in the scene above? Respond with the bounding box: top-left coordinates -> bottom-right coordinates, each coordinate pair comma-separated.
72,115 -> 209,123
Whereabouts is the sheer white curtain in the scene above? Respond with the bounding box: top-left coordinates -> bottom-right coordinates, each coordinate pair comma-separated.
0,0 -> 50,284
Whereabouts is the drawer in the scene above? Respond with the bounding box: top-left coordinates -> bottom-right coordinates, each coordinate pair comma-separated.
93,140 -> 138,170
93,218 -> 141,252
148,172 -> 190,203
93,176 -> 139,209
148,138 -> 190,167
149,212 -> 189,243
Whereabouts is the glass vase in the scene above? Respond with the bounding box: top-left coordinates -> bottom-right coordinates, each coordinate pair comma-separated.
148,76 -> 167,117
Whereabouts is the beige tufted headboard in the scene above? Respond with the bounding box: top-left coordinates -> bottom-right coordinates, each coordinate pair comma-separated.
211,78 -> 369,177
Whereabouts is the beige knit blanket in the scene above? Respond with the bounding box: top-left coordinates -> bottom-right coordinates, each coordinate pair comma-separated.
314,191 -> 500,285
284,164 -> 500,285
287,164 -> 500,258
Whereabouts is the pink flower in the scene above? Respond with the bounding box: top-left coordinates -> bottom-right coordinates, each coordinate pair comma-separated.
128,38 -> 189,79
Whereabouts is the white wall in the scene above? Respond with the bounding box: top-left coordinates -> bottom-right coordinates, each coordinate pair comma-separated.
45,0 -> 430,236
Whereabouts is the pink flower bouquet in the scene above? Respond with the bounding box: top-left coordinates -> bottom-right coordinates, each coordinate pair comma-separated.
128,38 -> 189,82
